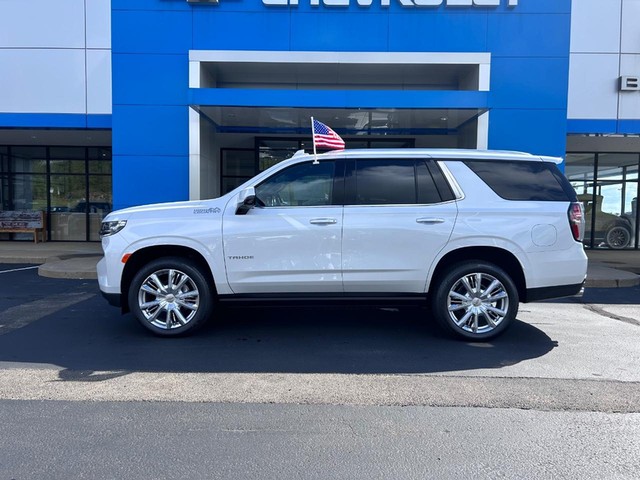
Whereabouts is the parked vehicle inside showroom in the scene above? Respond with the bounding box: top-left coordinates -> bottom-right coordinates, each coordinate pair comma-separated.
97,149 -> 587,341
578,194 -> 634,249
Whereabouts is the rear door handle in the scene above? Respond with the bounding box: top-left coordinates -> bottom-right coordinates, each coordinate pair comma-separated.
309,218 -> 337,225
416,217 -> 445,225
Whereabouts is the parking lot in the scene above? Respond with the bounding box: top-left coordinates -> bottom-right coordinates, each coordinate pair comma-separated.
1,263 -> 640,479
0,263 -> 638,410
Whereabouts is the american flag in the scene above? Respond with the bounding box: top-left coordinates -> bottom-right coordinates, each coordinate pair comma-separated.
312,119 -> 345,150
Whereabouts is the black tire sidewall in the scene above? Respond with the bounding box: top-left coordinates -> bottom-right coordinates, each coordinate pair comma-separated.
128,257 -> 213,337
606,226 -> 631,249
432,261 -> 519,341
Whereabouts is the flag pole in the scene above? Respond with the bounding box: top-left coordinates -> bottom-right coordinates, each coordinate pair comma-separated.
311,116 -> 319,164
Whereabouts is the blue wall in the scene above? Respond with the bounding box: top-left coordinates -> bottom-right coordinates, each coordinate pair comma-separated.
112,0 -> 572,209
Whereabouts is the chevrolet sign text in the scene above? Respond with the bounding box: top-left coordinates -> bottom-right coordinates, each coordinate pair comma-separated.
263,0 -> 518,6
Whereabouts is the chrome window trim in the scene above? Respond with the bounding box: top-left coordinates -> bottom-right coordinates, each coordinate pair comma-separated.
437,160 -> 465,201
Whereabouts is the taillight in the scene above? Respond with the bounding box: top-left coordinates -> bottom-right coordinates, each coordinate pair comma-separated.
568,202 -> 585,242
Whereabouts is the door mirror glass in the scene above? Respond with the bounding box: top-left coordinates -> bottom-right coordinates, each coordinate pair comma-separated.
236,187 -> 256,215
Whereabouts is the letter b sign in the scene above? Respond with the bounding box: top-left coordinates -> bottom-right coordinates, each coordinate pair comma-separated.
620,76 -> 640,91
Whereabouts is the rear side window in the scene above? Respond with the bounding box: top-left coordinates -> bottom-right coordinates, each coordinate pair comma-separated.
355,159 -> 415,205
351,159 -> 444,205
463,160 -> 576,202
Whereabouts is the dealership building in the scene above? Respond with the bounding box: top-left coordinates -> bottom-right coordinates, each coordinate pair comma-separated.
0,0 -> 639,248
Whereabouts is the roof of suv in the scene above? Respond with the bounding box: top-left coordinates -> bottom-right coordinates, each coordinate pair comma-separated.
292,149 -> 561,164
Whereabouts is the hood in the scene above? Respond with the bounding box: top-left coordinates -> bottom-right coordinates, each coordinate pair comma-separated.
104,198 -> 226,222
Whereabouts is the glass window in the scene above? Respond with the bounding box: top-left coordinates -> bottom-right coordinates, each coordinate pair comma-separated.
0,174 -> 9,211
566,153 -> 596,194
256,161 -> 335,207
11,174 -> 46,211
222,150 -> 255,177
0,145 -> 111,241
0,147 -> 7,172
50,147 -> 86,160
50,160 -> 84,175
259,149 -> 296,172
222,177 -> 250,194
586,182 -> 637,249
10,147 -> 46,174
88,176 -> 112,241
88,147 -> 112,161
355,159 -> 416,205
597,153 -> 639,182
416,161 -> 442,204
464,160 -> 573,202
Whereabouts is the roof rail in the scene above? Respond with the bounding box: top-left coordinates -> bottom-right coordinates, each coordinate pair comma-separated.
292,149 -> 307,157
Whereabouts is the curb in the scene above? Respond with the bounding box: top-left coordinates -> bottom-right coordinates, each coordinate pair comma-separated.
585,277 -> 640,288
0,256 -> 49,265
584,264 -> 640,289
37,256 -> 100,280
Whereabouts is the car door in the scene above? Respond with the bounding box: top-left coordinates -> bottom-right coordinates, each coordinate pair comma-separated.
342,158 -> 458,293
223,159 -> 344,294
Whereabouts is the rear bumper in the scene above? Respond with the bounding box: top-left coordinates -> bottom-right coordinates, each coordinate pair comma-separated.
524,281 -> 585,303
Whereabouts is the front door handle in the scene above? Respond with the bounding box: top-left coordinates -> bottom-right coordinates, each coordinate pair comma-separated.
309,218 -> 337,225
416,217 -> 445,225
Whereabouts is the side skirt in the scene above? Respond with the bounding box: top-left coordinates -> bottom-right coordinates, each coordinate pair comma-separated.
217,293 -> 429,307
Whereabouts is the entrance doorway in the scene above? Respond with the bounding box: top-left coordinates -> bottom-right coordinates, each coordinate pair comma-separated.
220,137 -> 415,195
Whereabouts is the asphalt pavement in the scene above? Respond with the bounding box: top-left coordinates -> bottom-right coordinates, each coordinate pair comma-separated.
1,256 -> 639,479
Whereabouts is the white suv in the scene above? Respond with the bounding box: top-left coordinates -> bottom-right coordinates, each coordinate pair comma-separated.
97,149 -> 587,341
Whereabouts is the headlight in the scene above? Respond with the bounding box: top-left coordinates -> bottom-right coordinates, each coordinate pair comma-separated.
99,220 -> 127,237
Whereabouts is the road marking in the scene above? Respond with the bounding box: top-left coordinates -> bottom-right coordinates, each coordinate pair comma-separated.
0,266 -> 39,274
0,292 -> 95,335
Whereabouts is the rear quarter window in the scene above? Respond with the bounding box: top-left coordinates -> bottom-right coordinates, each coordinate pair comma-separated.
463,160 -> 577,202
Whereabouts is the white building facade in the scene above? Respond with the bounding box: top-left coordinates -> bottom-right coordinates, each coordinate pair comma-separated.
0,0 -> 638,249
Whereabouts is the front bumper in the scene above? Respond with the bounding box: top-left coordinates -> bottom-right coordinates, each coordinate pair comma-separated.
101,290 -> 122,308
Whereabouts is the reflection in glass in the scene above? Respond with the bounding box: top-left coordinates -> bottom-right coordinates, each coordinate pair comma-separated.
567,152 -> 639,249
89,175 -> 113,241
1,146 -> 111,242
10,147 -> 46,174
256,162 -> 334,207
11,174 -> 46,211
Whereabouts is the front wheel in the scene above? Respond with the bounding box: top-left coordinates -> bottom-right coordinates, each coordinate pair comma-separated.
128,257 -> 213,336
431,262 -> 519,341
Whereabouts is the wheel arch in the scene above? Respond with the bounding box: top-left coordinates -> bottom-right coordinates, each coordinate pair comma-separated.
121,245 -> 216,313
428,246 -> 527,301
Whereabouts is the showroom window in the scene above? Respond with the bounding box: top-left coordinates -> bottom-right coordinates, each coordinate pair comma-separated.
566,153 -> 639,250
0,146 -> 112,242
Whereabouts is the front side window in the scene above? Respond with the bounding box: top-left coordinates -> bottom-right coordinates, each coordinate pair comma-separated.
256,161 -> 335,207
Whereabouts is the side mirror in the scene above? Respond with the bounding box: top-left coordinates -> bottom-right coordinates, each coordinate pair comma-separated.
236,187 -> 257,215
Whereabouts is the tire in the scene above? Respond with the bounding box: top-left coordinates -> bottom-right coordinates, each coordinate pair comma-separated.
605,225 -> 631,249
128,257 -> 214,337
431,261 -> 519,341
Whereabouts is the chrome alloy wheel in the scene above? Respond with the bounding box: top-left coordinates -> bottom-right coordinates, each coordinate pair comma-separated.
137,268 -> 200,330
446,272 -> 509,335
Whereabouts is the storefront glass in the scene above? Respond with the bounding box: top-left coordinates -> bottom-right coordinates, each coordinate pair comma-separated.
566,153 -> 639,250
0,145 -> 112,242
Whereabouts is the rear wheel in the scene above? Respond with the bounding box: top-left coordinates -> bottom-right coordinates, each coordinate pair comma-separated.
128,257 -> 213,336
605,225 -> 631,249
431,262 -> 519,341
